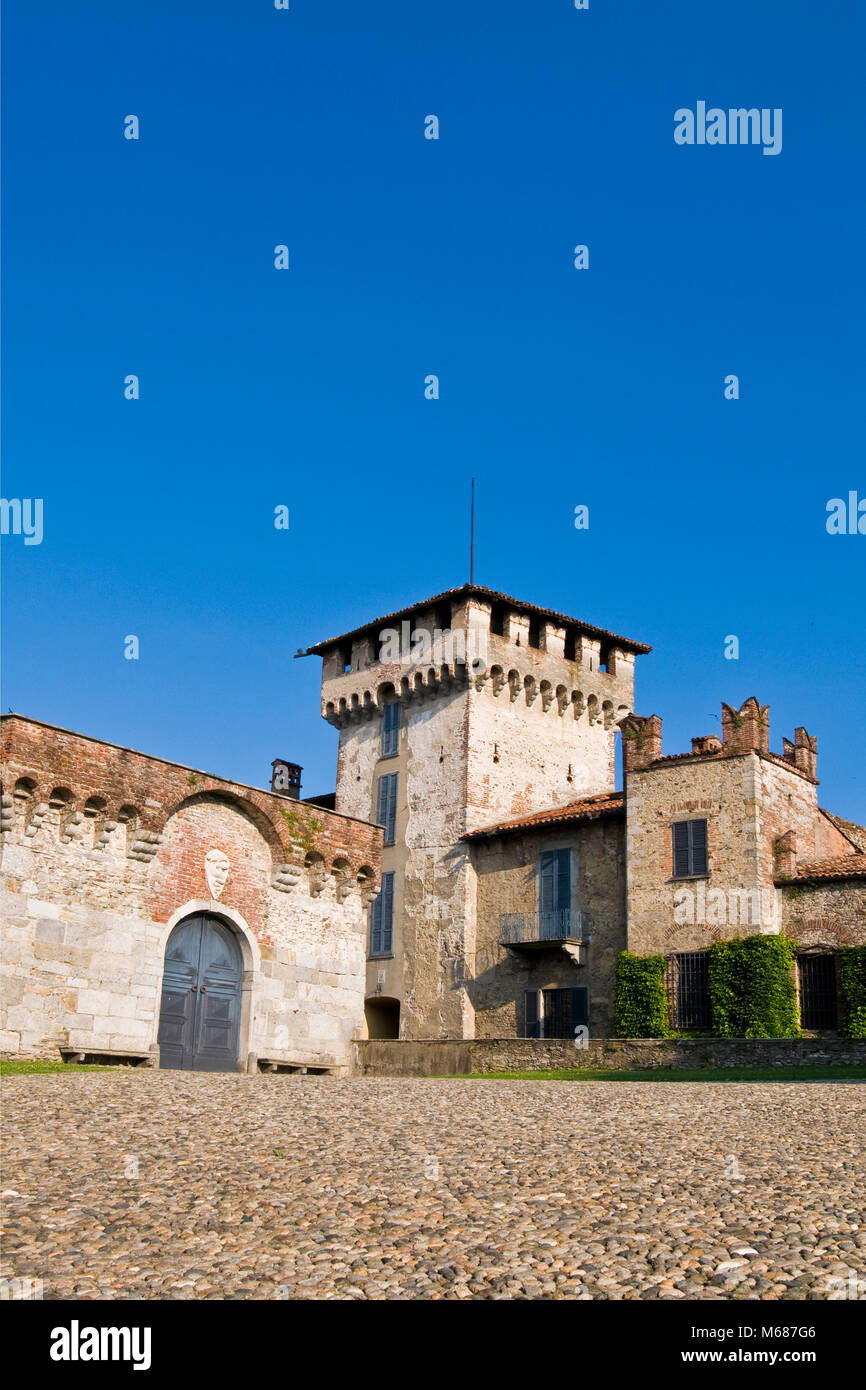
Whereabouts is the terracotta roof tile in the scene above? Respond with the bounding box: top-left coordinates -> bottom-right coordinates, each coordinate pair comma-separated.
300,584 -> 651,657
464,791 -> 624,840
777,854 -> 866,885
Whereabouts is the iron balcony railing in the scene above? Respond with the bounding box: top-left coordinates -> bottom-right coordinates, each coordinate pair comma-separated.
499,909 -> 591,946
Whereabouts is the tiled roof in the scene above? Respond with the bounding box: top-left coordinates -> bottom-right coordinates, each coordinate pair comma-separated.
820,810 -> 866,854
464,791 -> 624,840
777,855 -> 866,885
300,584 -> 651,657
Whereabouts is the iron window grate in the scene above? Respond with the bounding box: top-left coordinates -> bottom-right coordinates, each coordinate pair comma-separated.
672,951 -> 711,1029
799,955 -> 838,1030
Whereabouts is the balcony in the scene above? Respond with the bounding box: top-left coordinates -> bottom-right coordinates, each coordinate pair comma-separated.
499,909 -> 591,958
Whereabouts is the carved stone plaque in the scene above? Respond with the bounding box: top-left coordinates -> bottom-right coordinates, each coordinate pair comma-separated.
204,849 -> 230,899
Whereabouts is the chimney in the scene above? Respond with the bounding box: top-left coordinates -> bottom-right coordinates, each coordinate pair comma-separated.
721,697 -> 769,755
775,829 -> 798,878
691,735 -> 722,755
619,713 -> 662,772
782,727 -> 818,781
271,759 -> 302,798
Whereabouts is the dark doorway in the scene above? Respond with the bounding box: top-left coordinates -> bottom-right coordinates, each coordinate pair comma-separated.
158,914 -> 243,1071
365,996 -> 400,1039
799,954 -> 838,1030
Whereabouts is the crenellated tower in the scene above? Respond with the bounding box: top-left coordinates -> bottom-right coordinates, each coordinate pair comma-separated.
302,584 -> 650,1038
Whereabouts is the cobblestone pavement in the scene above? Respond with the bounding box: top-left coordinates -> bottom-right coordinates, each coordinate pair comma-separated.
2,1074 -> 864,1300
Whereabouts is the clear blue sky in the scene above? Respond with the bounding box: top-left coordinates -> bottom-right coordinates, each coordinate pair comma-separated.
3,0 -> 864,822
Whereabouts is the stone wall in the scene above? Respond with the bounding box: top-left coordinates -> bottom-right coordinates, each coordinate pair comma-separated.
354,1036 -> 866,1076
471,814 -> 625,1037
623,701 -> 861,959
625,752 -> 766,955
0,716 -> 382,1070
321,593 -> 641,1040
779,880 -> 866,948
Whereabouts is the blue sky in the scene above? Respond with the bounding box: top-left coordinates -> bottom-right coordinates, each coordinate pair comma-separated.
3,0 -> 864,820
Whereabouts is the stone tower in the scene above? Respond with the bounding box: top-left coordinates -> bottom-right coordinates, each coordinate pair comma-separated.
302,584 -> 650,1038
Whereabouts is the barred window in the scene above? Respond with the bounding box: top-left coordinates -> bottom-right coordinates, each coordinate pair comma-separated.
524,987 -> 588,1039
670,952 -> 710,1030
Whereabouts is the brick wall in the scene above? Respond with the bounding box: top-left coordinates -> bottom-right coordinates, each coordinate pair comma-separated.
0,716 -> 382,1068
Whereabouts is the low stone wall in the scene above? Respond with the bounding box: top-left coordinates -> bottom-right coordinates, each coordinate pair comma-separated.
353,1036 -> 866,1076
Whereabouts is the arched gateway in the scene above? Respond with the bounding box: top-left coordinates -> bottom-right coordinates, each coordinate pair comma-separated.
157,913 -> 243,1071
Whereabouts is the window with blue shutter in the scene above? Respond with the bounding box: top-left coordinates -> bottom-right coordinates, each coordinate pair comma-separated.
672,819 -> 708,878
381,700 -> 401,757
370,871 -> 394,957
376,772 -> 398,845
539,849 -> 571,937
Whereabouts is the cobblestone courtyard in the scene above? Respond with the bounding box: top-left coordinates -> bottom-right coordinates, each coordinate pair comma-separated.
2,1074 -> 864,1300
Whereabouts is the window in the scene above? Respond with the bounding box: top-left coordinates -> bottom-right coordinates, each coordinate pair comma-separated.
799,955 -> 838,1030
381,700 -> 401,757
528,616 -> 542,649
670,952 -> 710,1029
539,848 -> 571,938
672,818 -> 708,877
370,872 -> 394,957
376,772 -> 398,845
524,987 -> 588,1039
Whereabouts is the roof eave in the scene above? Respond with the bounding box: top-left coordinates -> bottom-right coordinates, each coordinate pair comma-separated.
299,583 -> 651,658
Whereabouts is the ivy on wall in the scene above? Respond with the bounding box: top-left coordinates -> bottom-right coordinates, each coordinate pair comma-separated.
839,945 -> 866,1039
708,934 -> 800,1038
613,951 -> 670,1038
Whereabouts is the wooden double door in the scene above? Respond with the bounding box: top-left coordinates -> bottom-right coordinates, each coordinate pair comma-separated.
157,914 -> 243,1071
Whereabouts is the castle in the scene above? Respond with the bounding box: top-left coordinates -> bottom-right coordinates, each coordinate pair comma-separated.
2,582 -> 864,1068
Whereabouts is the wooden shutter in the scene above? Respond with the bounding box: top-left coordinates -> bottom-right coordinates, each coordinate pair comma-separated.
524,989 -> 540,1039
377,773 -> 398,843
370,890 -> 383,957
386,773 -> 398,843
690,819 -> 708,876
382,701 -> 400,757
381,872 -> 394,954
570,987 -> 589,1028
539,851 -> 556,915
672,821 -> 691,877
556,849 -> 571,912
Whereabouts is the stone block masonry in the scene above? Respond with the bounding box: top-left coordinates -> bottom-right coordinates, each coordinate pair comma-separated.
0,715 -> 382,1069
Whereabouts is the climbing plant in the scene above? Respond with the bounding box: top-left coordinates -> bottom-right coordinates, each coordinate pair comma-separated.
708,934 -> 799,1038
839,945 -> 866,1039
614,951 -> 670,1038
